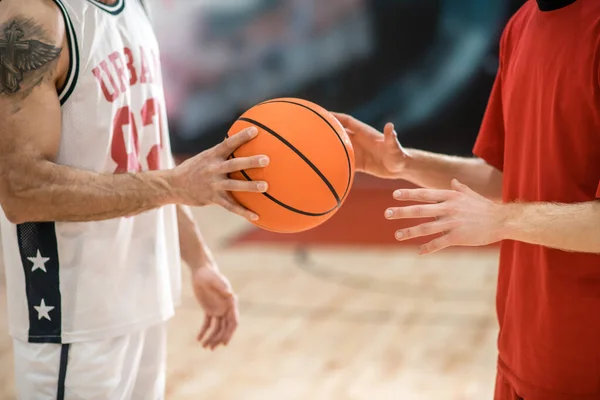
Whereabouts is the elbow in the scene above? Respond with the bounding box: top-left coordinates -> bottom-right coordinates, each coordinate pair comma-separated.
0,194 -> 30,224
0,174 -> 32,225
1,204 -> 28,225
0,157 -> 49,224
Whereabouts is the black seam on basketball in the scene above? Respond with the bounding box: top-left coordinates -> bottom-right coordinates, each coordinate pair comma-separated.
238,117 -> 341,205
255,100 -> 352,201
228,151 -> 339,217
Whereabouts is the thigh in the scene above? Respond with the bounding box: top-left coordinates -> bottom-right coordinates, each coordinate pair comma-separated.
14,331 -> 146,400
130,322 -> 168,400
494,371 -> 524,400
64,331 -> 145,400
13,338 -> 65,399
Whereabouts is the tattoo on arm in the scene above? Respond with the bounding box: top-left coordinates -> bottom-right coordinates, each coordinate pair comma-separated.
0,18 -> 61,97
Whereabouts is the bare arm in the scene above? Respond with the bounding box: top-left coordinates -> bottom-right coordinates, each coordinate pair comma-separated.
176,204 -> 215,270
332,113 -> 503,201
0,2 -> 268,224
403,149 -> 503,200
388,180 -> 600,255
500,201 -> 600,254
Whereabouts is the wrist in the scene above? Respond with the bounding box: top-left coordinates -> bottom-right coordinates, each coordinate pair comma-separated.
187,255 -> 216,273
160,168 -> 186,205
184,242 -> 217,272
397,149 -> 417,180
495,202 -> 520,241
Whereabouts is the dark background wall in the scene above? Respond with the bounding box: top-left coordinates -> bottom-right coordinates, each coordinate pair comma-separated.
154,0 -> 526,157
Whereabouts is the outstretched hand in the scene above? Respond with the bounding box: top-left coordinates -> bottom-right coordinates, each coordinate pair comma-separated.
386,179 -> 505,254
332,113 -> 408,179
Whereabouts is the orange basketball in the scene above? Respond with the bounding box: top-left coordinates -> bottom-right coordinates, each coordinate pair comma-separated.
227,98 -> 355,233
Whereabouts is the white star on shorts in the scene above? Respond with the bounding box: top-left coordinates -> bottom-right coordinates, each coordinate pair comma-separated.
34,299 -> 55,321
28,250 -> 50,273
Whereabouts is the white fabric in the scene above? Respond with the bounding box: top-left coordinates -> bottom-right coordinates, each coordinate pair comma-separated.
13,322 -> 167,400
2,0 -> 181,344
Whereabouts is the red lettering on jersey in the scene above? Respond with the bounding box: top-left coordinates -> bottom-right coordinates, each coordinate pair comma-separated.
111,98 -> 165,173
142,98 -> 164,170
92,61 -> 119,103
139,47 -> 153,84
108,52 -> 127,93
112,107 -> 141,173
123,47 -> 138,86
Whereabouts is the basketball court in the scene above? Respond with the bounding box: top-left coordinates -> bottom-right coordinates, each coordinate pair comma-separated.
0,175 -> 500,399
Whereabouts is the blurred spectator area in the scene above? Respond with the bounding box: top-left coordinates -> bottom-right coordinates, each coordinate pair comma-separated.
152,0 -> 522,156
153,0 -> 372,134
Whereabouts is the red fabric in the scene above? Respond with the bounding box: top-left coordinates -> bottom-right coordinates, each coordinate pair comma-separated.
494,370 -> 524,400
473,1 -> 600,399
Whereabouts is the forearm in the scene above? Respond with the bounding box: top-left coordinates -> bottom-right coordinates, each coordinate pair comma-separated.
0,156 -> 177,223
176,204 -> 215,271
500,201 -> 600,253
402,149 -> 503,200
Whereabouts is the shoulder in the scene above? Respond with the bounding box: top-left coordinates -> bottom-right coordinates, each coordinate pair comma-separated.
499,1 -> 536,60
0,0 -> 69,96
0,0 -> 64,29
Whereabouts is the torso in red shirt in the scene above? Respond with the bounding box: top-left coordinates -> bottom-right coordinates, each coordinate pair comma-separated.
473,1 -> 600,399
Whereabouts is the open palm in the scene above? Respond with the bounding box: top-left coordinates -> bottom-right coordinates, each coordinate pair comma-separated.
332,113 -> 408,179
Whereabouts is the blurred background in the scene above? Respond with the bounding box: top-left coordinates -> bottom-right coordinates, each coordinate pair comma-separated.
153,0 -> 520,156
0,0 -> 525,399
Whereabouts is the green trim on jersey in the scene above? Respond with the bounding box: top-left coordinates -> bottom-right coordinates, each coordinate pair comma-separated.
86,0 -> 126,16
52,0 -> 80,106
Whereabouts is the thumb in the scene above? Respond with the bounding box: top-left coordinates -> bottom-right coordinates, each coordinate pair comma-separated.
383,123 -> 399,147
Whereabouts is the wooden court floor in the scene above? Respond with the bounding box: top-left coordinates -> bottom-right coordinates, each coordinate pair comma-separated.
0,206 -> 500,400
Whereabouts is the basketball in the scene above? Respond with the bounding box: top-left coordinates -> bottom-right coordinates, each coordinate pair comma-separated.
227,98 -> 356,233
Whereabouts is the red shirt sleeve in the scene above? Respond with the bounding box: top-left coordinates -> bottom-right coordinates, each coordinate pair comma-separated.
473,70 -> 505,172
596,182 -> 600,198
473,25 -> 512,172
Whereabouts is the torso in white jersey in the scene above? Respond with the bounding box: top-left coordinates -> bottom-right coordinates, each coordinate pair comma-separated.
1,0 -> 182,344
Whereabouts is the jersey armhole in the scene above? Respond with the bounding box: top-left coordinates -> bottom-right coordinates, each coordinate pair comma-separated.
51,0 -> 80,106
138,0 -> 152,22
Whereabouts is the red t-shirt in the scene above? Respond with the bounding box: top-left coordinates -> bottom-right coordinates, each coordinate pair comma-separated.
473,1 -> 600,399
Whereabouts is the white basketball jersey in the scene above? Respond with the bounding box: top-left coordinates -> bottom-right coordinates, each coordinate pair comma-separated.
1,0 -> 182,343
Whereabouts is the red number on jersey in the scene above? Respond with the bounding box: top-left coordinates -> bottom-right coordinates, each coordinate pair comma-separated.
111,98 -> 164,173
141,98 -> 164,171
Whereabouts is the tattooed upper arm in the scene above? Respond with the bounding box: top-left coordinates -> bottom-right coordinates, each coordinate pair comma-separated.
0,19 -> 62,94
0,0 -> 68,104
0,0 -> 69,162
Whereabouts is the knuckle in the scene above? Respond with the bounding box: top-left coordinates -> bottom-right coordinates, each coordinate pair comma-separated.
221,138 -> 235,152
441,204 -> 455,215
221,201 -> 234,211
206,163 -> 219,174
424,223 -> 437,234
227,159 -> 240,171
437,204 -> 449,214
202,147 -> 216,158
